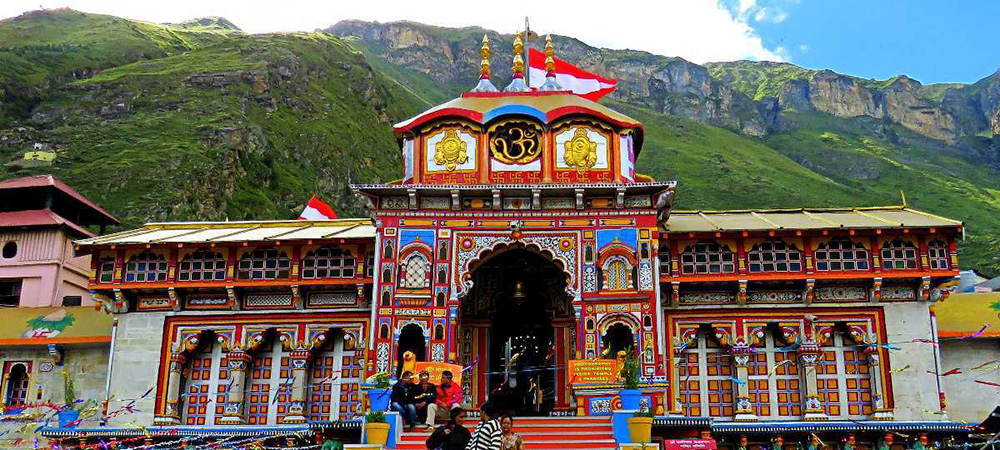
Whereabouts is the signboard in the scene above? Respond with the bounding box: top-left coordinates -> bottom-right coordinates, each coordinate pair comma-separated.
412,362 -> 463,384
664,439 -> 717,450
568,359 -> 619,384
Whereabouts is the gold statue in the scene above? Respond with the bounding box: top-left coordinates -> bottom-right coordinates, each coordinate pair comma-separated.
563,128 -> 598,172
434,129 -> 469,171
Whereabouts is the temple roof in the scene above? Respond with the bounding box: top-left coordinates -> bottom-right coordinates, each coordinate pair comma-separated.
393,91 -> 644,152
0,174 -> 119,226
663,206 -> 962,233
74,218 -> 375,247
934,292 -> 1000,338
0,208 -> 96,238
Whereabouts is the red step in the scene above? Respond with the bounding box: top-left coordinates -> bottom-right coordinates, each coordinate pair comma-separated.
395,416 -> 617,450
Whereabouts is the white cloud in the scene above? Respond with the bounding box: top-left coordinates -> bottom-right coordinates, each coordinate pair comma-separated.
0,0 -> 789,63
754,7 -> 788,23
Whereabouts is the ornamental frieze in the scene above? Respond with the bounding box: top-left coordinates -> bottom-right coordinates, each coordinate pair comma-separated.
451,230 -> 580,300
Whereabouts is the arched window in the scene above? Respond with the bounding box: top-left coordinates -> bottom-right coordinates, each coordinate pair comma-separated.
748,240 -> 803,273
601,256 -> 633,290
124,251 -> 167,283
747,328 -> 801,418
434,324 -> 445,340
97,258 -> 116,284
928,240 -> 949,270
437,265 -> 447,284
815,239 -> 869,272
681,241 -> 735,274
302,247 -> 356,279
398,252 -> 431,289
677,329 -> 734,418
383,240 -> 394,259
438,241 -> 449,261
435,292 -> 445,307
3,362 -> 30,410
880,239 -> 917,271
601,322 -> 635,358
237,248 -> 290,280
817,330 -> 873,418
178,250 -> 226,282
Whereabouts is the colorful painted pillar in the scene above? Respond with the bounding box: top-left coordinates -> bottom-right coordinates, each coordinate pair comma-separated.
218,349 -> 252,424
283,349 -> 314,424
866,344 -> 893,420
798,341 -> 827,421
731,342 -> 757,422
156,352 -> 186,425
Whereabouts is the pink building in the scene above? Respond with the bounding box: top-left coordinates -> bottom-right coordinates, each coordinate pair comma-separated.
0,175 -> 118,307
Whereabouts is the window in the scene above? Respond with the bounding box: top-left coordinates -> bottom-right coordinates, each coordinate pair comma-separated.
0,280 -> 21,306
681,242 -> 735,274
365,251 -> 375,278
3,362 -> 30,411
245,340 -> 293,425
302,247 -> 356,279
815,239 -> 869,272
880,239 -> 917,271
747,329 -> 801,418
601,256 -> 633,290
237,248 -> 290,280
62,296 -> 82,307
181,347 -> 216,425
2,241 -> 17,259
677,330 -> 734,419
308,337 -> 346,422
659,245 -> 670,277
398,252 -> 430,289
124,251 -> 168,283
928,240 -> 949,270
178,250 -> 227,282
748,241 -> 803,273
817,331 -> 873,418
97,258 -> 116,284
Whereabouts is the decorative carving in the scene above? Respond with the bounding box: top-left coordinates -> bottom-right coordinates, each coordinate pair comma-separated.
747,290 -> 803,303
815,286 -> 868,302
382,197 -> 408,209
451,232 -> 579,299
489,121 -> 541,164
307,292 -> 357,307
376,342 -> 390,373
432,343 -> 445,362
433,129 -> 469,171
638,262 -> 654,291
881,286 -> 916,301
562,128 -> 598,173
679,291 -> 735,304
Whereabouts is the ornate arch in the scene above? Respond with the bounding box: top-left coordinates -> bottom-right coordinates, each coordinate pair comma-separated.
451,230 -> 580,300
597,313 -> 641,336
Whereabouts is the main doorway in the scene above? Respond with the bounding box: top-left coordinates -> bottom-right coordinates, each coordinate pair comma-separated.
459,246 -> 574,415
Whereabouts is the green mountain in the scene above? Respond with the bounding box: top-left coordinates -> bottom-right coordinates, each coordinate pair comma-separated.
2,10 -> 1000,274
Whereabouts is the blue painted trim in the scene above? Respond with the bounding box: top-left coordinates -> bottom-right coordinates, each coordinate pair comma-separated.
612,410 -> 637,444
483,105 -> 547,123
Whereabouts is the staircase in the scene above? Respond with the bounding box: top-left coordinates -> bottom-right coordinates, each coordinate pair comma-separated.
396,416 -> 617,450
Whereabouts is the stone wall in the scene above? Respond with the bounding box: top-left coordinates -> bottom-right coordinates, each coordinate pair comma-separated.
105,312 -> 167,426
940,338 -> 1000,423
881,302 -> 944,421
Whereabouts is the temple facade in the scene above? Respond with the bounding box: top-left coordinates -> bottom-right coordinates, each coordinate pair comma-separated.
59,36 -> 977,449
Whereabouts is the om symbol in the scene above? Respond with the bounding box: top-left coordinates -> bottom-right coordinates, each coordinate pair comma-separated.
490,123 -> 540,164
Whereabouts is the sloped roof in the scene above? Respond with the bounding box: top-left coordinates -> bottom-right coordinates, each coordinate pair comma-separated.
74,218 -> 375,247
0,175 -> 118,224
663,206 -> 962,233
0,209 -> 95,238
933,292 -> 1000,338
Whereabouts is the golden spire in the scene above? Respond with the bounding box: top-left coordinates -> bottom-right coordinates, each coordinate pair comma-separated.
512,33 -> 525,77
545,35 -> 556,75
479,34 -> 492,79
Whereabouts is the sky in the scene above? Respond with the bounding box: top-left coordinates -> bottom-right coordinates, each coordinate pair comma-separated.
1,0 -> 997,84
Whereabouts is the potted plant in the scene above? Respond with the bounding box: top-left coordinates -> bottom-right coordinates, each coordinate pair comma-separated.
627,406 -> 655,444
364,410 -> 391,446
58,370 -> 81,428
364,372 -> 392,412
618,346 -> 643,411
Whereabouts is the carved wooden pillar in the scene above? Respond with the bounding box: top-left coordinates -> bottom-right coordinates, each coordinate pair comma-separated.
731,342 -> 757,422
798,341 -> 827,421
218,349 -> 252,425
156,352 -> 187,425
282,349 -> 314,424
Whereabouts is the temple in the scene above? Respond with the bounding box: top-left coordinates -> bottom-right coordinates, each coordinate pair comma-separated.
59,35 -> 977,449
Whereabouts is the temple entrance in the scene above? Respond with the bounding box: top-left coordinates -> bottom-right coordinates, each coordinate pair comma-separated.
396,323 -> 426,377
459,247 -> 574,415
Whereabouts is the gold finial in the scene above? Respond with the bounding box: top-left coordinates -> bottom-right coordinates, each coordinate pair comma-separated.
544,35 -> 556,75
512,33 -> 525,77
479,34 -> 491,79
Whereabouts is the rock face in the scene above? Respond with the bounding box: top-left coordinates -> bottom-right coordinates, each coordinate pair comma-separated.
329,20 -> 1000,145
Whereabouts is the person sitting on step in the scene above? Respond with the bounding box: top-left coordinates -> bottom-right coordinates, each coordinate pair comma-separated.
427,370 -> 463,427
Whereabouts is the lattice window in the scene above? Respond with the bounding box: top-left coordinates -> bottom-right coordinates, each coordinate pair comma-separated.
97,258 -> 116,284
928,240 -> 949,270
246,348 -> 274,425
748,241 -> 803,273
237,248 -> 290,280
366,251 -> 375,278
308,337 -> 345,422
245,339 -> 293,425
659,245 -> 670,276
3,362 -> 30,409
601,256 -> 633,290
681,242 -> 735,275
678,330 -> 734,419
880,239 -> 917,271
817,332 -> 873,418
124,251 -> 167,283
302,247 -> 356,279
399,252 -> 431,289
179,250 -> 227,282
747,330 -> 802,418
182,352 -> 214,425
212,353 -> 230,425
815,239 -> 869,272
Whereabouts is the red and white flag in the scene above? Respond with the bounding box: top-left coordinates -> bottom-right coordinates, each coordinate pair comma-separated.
298,196 -> 338,220
528,48 -> 617,101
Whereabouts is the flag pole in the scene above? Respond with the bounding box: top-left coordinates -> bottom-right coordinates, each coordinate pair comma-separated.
524,16 -> 532,89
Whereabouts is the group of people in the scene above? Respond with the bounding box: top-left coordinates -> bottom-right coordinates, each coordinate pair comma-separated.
424,402 -> 524,450
390,369 -> 464,431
